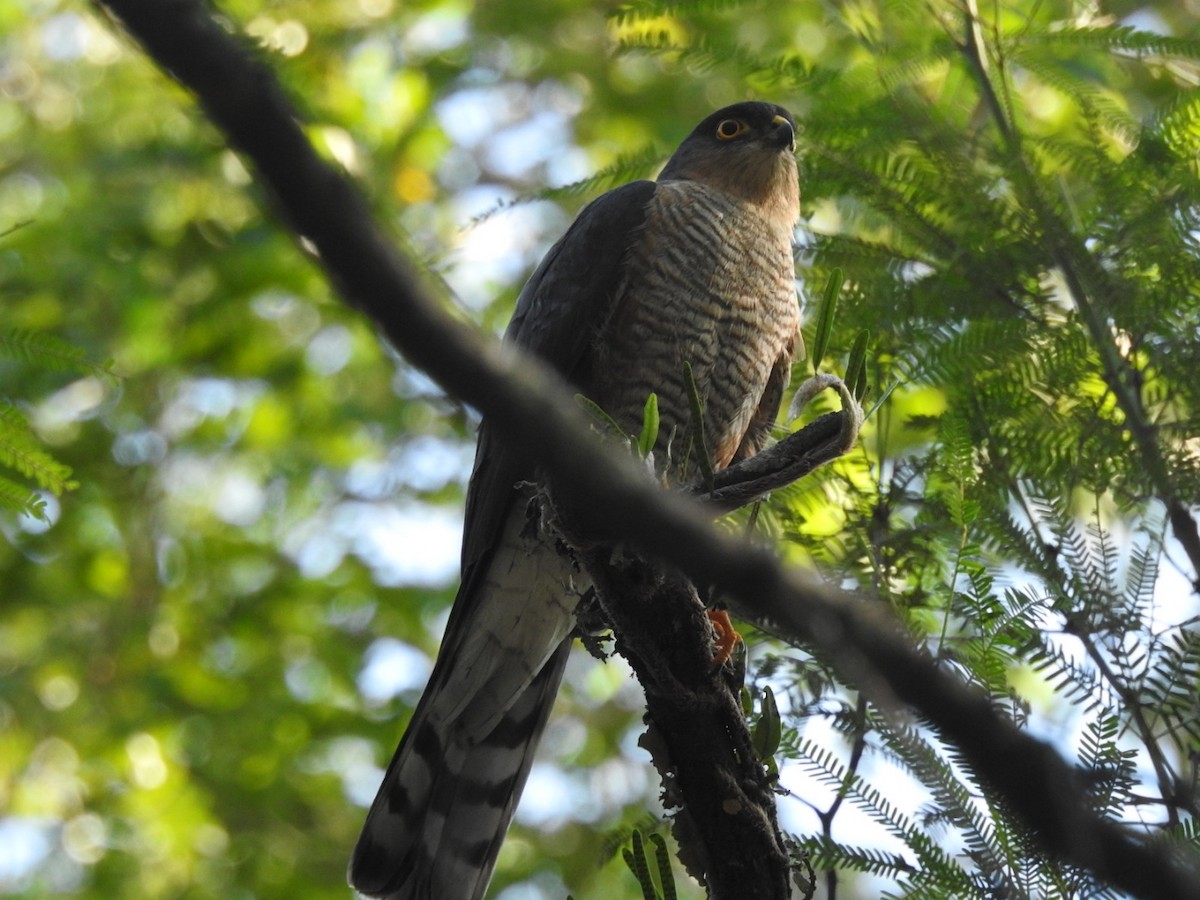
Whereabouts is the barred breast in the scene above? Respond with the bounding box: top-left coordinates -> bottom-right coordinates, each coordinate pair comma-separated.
590,180 -> 800,476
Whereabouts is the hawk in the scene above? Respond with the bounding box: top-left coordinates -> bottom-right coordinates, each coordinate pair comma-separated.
350,101 -> 801,899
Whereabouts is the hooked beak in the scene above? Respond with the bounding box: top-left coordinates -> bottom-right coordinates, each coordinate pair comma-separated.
769,114 -> 796,152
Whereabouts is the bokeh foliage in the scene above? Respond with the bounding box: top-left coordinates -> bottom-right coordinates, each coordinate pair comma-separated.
3,0 -> 1200,897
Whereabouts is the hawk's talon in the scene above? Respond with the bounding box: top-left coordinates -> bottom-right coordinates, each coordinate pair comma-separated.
707,609 -> 741,667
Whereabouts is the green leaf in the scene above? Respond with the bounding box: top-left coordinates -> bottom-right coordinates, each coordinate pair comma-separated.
649,833 -> 677,900
810,267 -> 842,376
0,402 -> 78,497
575,393 -> 627,440
752,684 -> 782,760
0,475 -> 46,519
0,329 -> 118,385
638,392 -> 660,458
845,329 -> 869,401
622,830 -> 660,900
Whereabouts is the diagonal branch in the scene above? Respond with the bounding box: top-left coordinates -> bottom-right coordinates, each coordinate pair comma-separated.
94,2 -> 1200,897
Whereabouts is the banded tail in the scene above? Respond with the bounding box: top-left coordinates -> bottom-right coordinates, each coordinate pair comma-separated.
349,641 -> 570,899
350,503 -> 583,899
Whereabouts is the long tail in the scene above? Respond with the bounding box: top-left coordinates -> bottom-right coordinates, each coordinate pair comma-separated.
349,640 -> 571,899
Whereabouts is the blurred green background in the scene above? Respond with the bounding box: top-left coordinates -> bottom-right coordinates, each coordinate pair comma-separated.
4,0 -> 1199,897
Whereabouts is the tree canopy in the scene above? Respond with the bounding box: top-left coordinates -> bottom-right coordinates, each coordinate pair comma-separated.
3,0 -> 1200,897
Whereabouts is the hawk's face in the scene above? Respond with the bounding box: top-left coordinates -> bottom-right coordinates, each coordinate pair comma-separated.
658,101 -> 800,228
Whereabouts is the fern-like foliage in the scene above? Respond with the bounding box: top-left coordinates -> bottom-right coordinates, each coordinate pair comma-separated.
0,401 -> 77,518
0,330 -> 114,519
0,330 -> 116,383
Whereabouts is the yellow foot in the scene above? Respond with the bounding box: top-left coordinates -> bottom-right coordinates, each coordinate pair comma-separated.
707,609 -> 741,667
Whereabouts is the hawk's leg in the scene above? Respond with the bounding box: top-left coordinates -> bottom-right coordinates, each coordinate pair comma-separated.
707,609 -> 742,667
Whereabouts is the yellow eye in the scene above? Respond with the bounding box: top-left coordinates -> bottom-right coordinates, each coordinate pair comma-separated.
715,118 -> 747,140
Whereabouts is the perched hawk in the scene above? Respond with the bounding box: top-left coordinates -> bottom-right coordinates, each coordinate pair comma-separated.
350,101 -> 801,899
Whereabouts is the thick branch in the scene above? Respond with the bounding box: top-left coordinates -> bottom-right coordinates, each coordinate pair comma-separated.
95,2 -> 1200,897
580,551 -> 791,899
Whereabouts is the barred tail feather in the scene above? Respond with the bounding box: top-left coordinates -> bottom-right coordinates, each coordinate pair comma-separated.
349,640 -> 571,900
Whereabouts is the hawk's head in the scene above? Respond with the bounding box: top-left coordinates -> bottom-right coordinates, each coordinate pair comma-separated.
658,101 -> 800,228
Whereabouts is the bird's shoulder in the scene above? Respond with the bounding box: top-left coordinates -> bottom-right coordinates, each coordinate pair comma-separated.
457,179 -> 661,591
505,179 -> 659,357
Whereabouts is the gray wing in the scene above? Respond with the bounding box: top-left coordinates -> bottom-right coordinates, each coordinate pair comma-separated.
348,180 -> 657,898
451,179 -> 657,627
